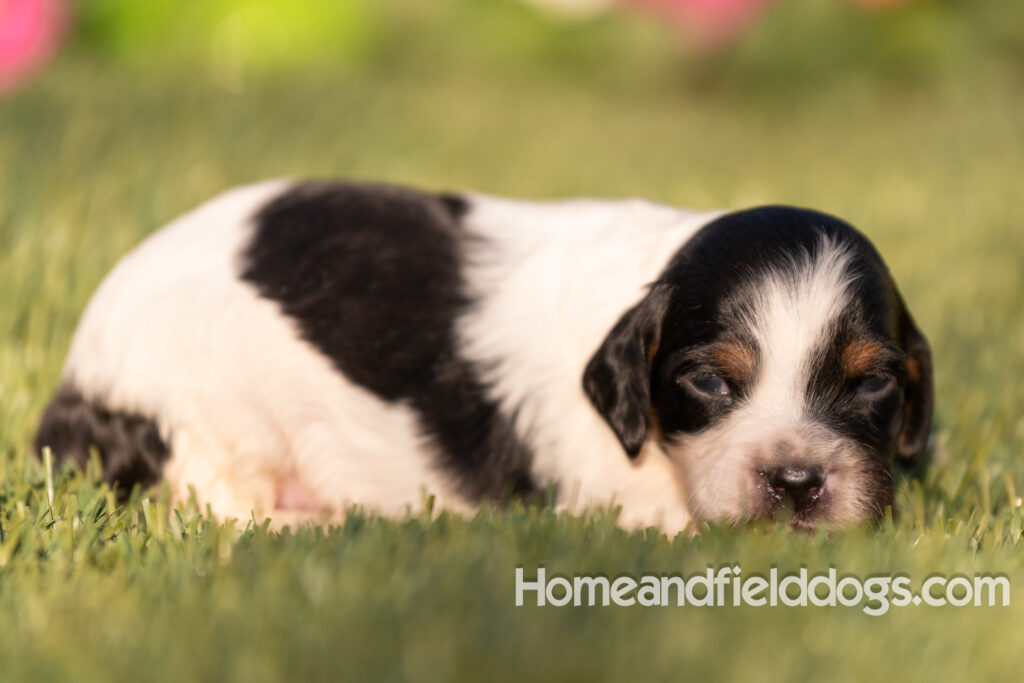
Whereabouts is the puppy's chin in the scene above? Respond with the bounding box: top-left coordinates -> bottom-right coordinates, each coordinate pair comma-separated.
689,491 -> 884,532
663,429 -> 893,531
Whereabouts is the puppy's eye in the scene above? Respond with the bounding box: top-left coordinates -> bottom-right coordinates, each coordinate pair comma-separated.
856,374 -> 894,397
688,374 -> 731,397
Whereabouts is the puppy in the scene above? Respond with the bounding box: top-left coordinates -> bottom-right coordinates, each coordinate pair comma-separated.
35,180 -> 933,532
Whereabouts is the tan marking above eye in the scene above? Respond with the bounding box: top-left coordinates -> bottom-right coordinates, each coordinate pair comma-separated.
905,356 -> 921,384
712,343 -> 757,382
646,339 -> 659,365
842,339 -> 884,378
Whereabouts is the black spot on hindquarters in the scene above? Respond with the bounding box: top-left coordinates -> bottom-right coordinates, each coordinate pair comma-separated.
242,181 -> 537,502
35,385 -> 170,499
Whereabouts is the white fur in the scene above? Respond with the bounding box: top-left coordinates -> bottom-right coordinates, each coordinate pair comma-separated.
742,237 -> 857,422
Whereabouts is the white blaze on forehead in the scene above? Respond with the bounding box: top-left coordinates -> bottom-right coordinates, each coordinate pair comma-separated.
743,236 -> 857,420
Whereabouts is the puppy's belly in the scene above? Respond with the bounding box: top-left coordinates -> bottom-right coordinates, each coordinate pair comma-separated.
275,474 -> 319,511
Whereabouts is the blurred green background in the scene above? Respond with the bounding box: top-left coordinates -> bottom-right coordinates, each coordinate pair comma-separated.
1,0 -> 1023,681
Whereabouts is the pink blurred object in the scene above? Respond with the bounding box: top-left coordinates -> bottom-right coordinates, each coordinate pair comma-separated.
629,0 -> 778,48
0,0 -> 68,93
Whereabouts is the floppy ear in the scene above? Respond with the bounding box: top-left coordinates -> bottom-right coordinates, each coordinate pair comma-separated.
896,296 -> 934,467
582,285 -> 672,459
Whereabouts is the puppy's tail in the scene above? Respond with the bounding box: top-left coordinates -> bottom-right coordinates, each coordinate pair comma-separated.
34,384 -> 170,499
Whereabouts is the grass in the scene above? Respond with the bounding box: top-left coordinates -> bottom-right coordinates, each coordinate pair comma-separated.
2,3 -> 1024,680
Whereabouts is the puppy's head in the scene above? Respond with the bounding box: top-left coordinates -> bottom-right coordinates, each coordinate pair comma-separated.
583,206 -> 933,529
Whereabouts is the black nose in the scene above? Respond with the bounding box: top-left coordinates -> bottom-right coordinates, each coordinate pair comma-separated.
767,466 -> 825,511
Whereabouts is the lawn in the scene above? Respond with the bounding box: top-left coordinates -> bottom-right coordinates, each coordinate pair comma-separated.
1,2 -> 1023,681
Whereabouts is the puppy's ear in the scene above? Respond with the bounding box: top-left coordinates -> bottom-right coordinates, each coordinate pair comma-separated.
583,285 -> 672,459
896,295 -> 934,467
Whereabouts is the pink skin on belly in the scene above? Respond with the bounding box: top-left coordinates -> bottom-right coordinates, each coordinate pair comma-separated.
275,474 -> 321,511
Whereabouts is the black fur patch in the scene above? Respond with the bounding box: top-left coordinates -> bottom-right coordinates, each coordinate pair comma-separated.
241,181 -> 537,503
35,385 -> 170,499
